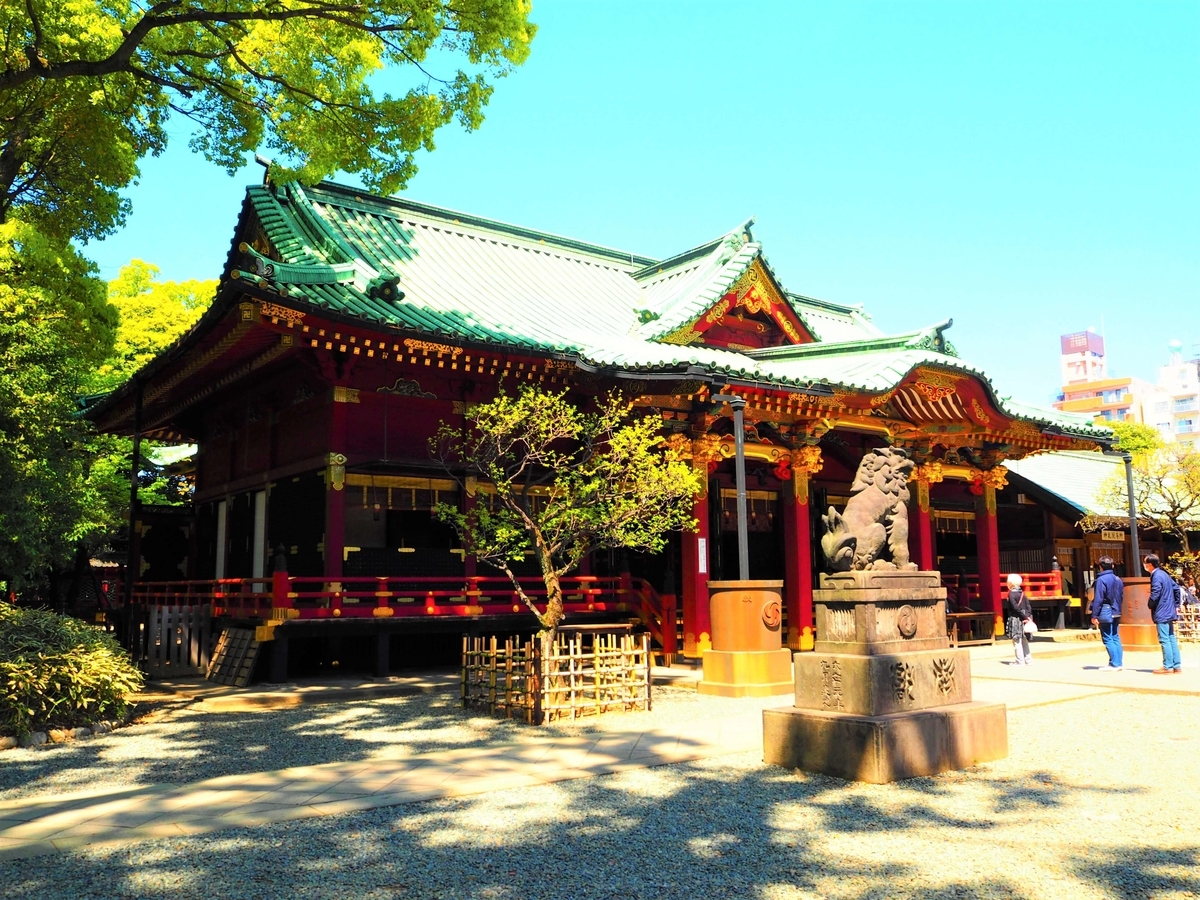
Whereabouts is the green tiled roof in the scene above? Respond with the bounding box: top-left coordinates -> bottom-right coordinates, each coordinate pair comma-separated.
1003,451 -> 1129,518
228,180 -> 1110,442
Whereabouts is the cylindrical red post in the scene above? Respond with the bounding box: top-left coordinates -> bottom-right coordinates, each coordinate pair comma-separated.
271,544 -> 291,611
324,387 -> 350,580
681,491 -> 711,656
782,477 -> 814,651
975,485 -> 1003,635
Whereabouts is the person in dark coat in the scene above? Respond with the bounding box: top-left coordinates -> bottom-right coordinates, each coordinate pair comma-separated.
1005,573 -> 1034,666
1144,554 -> 1182,674
1089,555 -> 1123,670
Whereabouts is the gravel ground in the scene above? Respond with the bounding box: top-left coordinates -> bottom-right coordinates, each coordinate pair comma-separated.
0,683 -> 785,802
2,691 -> 1198,899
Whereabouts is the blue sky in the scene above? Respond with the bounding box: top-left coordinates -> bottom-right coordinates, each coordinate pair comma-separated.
86,0 -> 1199,407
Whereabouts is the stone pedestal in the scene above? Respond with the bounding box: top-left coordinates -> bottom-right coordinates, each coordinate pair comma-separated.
698,581 -> 793,698
763,570 -> 1007,783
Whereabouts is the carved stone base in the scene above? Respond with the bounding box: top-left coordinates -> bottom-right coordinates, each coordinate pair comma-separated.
697,649 -> 793,697
762,701 -> 1008,783
793,649 -> 972,717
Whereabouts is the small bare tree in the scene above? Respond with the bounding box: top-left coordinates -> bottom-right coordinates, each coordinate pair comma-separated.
432,386 -> 701,649
1084,443 -> 1200,580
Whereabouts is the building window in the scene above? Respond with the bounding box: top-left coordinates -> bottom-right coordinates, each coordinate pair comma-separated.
1179,419 -> 1196,434
1175,398 -> 1198,412
1154,401 -> 1169,413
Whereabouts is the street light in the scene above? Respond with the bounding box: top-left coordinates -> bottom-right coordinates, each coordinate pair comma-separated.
712,393 -> 749,581
1103,447 -> 1141,569
1123,452 -> 1140,565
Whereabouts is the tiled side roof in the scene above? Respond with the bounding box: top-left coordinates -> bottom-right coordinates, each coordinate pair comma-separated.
787,294 -> 884,343
228,180 -> 1110,441
1003,451 -> 1128,518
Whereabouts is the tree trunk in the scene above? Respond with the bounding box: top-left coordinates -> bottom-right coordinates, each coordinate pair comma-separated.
540,570 -> 564,644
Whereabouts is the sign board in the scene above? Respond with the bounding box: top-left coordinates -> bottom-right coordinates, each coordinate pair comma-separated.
698,538 -> 707,575
1100,530 -> 1125,542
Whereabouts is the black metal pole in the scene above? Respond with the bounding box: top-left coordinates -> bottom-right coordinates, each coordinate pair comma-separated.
1123,453 -> 1140,567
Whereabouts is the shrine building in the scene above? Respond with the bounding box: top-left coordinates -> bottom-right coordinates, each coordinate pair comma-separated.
90,179 -> 1112,676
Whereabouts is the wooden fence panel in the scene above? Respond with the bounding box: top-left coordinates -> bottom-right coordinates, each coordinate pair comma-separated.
462,631 -> 650,725
140,605 -> 213,679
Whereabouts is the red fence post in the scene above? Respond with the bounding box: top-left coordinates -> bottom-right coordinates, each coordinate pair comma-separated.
271,545 -> 292,615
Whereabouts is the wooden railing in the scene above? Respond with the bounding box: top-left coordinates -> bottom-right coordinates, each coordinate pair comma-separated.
131,574 -> 621,619
941,571 -> 1064,604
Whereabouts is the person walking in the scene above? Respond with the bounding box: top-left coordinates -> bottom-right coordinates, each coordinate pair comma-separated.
1005,573 -> 1034,666
1144,554 -> 1182,674
1089,556 -> 1123,670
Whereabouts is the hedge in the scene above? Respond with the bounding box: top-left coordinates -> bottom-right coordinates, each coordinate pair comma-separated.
0,604 -> 144,737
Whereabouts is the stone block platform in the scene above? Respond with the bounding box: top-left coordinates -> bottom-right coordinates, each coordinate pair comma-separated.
764,570 -> 1008,782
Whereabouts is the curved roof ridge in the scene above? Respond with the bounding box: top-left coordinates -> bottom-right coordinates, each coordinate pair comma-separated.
305,181 -> 658,270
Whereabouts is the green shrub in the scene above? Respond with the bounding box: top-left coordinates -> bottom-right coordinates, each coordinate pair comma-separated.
0,605 -> 143,736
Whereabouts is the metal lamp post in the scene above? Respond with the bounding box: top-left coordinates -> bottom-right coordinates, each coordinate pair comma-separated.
1123,452 -> 1140,565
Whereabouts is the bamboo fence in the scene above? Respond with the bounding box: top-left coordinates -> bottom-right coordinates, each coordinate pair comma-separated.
461,631 -> 652,725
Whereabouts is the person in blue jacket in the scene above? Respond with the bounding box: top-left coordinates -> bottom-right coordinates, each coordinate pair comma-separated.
1143,554 -> 1182,674
1089,556 -> 1123,670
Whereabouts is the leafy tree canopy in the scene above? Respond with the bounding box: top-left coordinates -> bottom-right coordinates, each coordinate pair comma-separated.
91,259 -> 216,393
1109,421 -> 1164,456
432,387 -> 701,635
0,220 -> 115,584
1086,442 -> 1200,580
0,0 -> 536,242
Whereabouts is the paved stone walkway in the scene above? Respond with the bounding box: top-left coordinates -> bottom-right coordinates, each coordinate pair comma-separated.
1,641 -> 1193,862
0,709 -> 762,861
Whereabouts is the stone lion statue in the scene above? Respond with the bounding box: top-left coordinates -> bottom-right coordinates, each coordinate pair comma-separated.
821,447 -> 917,571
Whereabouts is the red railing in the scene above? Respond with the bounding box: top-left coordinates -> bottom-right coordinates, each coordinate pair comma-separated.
941,571 -> 1064,604
129,571 -> 679,656
132,574 -> 614,618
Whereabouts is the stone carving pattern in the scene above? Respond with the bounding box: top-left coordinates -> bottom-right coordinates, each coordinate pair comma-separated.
874,606 -> 899,642
821,660 -> 844,710
897,605 -> 918,639
891,661 -> 915,706
821,448 -> 917,572
933,658 -> 956,696
826,606 -> 856,642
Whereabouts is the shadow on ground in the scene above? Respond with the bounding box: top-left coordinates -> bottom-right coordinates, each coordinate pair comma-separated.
0,746 -> 1173,900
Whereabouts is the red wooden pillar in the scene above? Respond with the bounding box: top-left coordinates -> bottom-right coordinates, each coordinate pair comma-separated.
324,386 -> 352,580
783,447 -> 821,651
975,481 -> 1002,635
681,490 -> 711,657
909,481 -> 935,572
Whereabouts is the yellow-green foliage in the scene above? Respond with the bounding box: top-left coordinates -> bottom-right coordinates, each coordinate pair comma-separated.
0,605 -> 144,737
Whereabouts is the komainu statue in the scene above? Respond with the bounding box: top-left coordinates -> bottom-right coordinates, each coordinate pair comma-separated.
821,448 -> 917,571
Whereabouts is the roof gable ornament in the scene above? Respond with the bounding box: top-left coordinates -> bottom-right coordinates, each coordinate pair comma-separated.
660,258 -> 815,350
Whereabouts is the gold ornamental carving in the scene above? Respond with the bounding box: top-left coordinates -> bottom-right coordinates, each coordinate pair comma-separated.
659,326 -> 702,346
665,433 -> 693,460
910,461 -> 944,513
691,434 -> 723,468
910,368 -> 963,404
403,339 -> 463,358
789,445 -> 823,505
258,301 -> 305,324
332,386 -> 360,404
913,380 -> 957,403
970,398 -> 991,425
327,452 -> 348,491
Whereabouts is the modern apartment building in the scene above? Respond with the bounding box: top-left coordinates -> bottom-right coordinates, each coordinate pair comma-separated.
1054,332 -> 1199,446
1154,341 -> 1200,448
